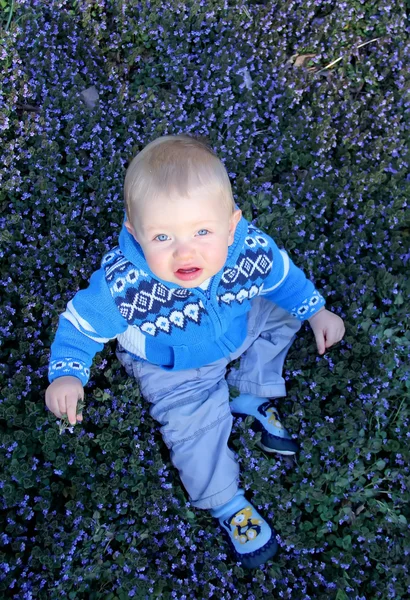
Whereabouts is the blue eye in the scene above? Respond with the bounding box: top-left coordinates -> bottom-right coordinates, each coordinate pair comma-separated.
155,234 -> 169,242
197,229 -> 209,236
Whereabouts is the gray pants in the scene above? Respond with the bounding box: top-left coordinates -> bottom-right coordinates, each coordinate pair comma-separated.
116,297 -> 301,510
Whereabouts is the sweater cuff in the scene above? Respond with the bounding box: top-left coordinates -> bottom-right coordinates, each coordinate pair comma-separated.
289,290 -> 326,321
48,358 -> 90,386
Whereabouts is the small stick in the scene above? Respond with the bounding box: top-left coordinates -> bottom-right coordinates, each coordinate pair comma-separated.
316,37 -> 382,74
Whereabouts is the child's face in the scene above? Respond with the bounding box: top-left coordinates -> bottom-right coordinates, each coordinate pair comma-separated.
125,187 -> 242,288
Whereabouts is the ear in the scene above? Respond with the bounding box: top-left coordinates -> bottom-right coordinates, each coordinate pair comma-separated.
124,220 -> 138,241
228,209 -> 242,246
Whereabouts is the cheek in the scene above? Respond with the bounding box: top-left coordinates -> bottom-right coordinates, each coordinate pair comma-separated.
203,239 -> 228,268
143,247 -> 169,275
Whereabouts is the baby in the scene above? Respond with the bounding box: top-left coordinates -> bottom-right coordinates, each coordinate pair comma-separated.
45,134 -> 345,569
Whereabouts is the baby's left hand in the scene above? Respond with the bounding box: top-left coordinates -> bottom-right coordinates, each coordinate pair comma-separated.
308,307 -> 345,355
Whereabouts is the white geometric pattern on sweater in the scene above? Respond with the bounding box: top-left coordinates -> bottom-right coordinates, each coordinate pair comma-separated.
49,358 -> 90,381
290,291 -> 324,319
138,302 -> 204,337
116,282 -> 189,322
103,249 -> 148,284
113,269 -> 141,293
221,252 -> 273,287
219,284 -> 261,305
245,232 -> 269,248
102,244 -> 210,334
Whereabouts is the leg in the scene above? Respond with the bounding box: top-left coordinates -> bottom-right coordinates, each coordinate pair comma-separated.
116,344 -> 239,510
227,298 -> 302,455
116,340 -> 279,568
227,296 -> 302,397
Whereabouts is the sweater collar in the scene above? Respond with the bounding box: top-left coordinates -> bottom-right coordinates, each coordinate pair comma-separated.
118,210 -> 248,291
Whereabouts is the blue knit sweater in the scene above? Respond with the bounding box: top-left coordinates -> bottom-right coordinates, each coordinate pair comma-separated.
48,214 -> 325,385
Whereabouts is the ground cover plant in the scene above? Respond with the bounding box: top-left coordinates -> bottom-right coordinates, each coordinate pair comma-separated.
1,0 -> 409,598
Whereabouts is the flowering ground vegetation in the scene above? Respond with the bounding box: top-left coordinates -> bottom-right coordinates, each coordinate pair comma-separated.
0,0 -> 409,598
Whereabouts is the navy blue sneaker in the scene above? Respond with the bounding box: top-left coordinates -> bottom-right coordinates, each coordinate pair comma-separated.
230,394 -> 299,456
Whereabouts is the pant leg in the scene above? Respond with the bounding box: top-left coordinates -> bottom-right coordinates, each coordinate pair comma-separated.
115,345 -> 239,510
226,297 -> 302,398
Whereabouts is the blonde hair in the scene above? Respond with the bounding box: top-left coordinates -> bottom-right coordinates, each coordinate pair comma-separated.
124,134 -> 235,223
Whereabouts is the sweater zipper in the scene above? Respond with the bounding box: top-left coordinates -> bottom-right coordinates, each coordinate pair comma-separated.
196,280 -> 222,337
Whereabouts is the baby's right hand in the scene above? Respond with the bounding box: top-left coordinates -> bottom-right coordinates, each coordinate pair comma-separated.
45,376 -> 84,425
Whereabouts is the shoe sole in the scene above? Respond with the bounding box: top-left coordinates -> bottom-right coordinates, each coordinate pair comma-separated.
257,441 -> 296,456
224,529 -> 279,569
232,410 -> 299,455
240,535 -> 279,569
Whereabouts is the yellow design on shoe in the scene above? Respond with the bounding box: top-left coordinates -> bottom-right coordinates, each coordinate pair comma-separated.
267,406 -> 284,429
215,494 -> 279,568
230,394 -> 299,455
227,506 -> 262,545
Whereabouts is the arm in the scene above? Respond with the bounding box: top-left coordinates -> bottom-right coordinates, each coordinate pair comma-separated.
260,244 -> 326,321
260,238 -> 345,353
48,266 -> 129,386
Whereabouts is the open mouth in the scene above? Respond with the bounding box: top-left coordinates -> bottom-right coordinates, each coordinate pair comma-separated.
175,267 -> 203,281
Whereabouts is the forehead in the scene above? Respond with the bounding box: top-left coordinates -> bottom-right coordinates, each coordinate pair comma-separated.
135,187 -> 230,228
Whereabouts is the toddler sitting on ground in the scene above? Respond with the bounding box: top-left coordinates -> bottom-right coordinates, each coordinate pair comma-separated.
45,134 -> 345,568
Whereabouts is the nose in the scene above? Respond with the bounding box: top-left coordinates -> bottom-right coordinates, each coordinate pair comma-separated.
173,241 -> 195,261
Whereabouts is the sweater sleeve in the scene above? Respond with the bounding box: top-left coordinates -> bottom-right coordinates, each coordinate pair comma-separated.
48,266 -> 129,386
260,237 -> 326,320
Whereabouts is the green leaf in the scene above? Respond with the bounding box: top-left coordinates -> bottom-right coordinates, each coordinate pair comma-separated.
360,319 -> 373,333
335,477 -> 350,488
342,535 -> 352,550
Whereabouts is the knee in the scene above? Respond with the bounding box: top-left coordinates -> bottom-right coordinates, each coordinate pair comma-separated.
153,381 -> 231,446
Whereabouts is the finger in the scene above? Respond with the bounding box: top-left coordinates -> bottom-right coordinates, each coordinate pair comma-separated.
66,394 -> 80,426
314,330 -> 326,354
46,389 -> 60,415
55,397 -> 68,420
74,392 -> 84,423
